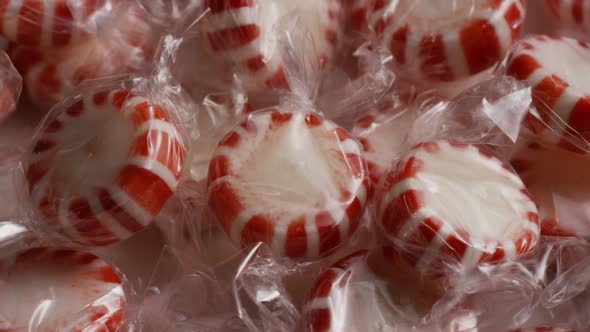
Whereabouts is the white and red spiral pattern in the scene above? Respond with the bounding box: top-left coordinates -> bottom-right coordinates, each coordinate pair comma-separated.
25,89 -> 186,246
10,6 -> 152,108
207,110 -> 369,259
302,250 -> 368,332
369,0 -> 526,83
0,0 -> 111,47
203,0 -> 341,90
377,141 -> 539,274
506,35 -> 590,153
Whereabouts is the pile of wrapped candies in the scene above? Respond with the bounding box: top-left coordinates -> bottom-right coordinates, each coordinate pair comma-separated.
1,0 -> 590,331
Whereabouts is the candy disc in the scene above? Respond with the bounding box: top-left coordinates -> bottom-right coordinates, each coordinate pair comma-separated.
506,35 -> 590,148
303,251 -> 373,332
203,0 -> 340,90
25,89 -> 186,246
377,141 -> 539,272
207,110 -> 369,259
511,142 -> 590,238
0,0 -> 110,47
10,10 -> 152,108
0,248 -> 124,331
303,249 -> 464,332
370,0 -> 526,82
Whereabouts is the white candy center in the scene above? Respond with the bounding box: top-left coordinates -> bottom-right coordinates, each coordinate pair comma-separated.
52,108 -> 133,193
240,115 -> 341,212
415,144 -> 528,242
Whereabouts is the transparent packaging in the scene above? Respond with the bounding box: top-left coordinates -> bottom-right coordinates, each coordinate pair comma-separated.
365,0 -> 527,90
0,50 -> 22,122
9,1 -> 156,109
1,1 -> 590,331
0,0 -> 115,47
178,0 -> 342,95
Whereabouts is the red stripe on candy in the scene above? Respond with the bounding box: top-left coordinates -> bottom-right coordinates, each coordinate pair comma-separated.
117,165 -> 173,216
208,181 -> 243,233
507,54 -> 541,80
310,269 -> 337,298
285,217 -> 308,258
390,25 -> 409,64
97,188 -> 145,233
18,0 -> 44,45
26,161 -> 50,192
130,130 -> 185,179
460,19 -> 502,75
95,266 -> 121,283
52,1 -> 73,45
132,102 -> 171,127
206,0 -> 255,14
309,309 -> 331,332
504,2 -> 523,40
316,211 -> 341,254
572,0 -> 584,25
241,215 -> 274,246
569,96 -> 590,141
208,24 -> 260,51
69,196 -> 116,242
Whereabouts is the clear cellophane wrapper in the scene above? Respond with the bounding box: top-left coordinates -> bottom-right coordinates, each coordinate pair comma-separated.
0,1 -> 590,331
4,0 -> 158,110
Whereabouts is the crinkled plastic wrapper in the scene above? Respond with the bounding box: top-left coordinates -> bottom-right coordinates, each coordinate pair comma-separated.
363,0 -> 526,88
4,0 -> 157,109
1,1 -> 590,331
19,75 -> 191,247
0,50 -> 21,122
0,46 -> 195,328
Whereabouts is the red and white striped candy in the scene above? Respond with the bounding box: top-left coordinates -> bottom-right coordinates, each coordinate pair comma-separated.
303,249 -> 463,332
10,5 -> 152,108
511,142 -> 590,239
0,0 -> 111,47
512,328 -> 576,332
506,35 -> 590,150
545,0 -> 590,34
202,0 -> 341,90
369,0 -> 526,83
377,141 -> 539,273
352,102 -> 415,186
207,110 -> 369,259
25,89 -> 186,246
0,248 -> 124,331
302,250 -> 369,332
